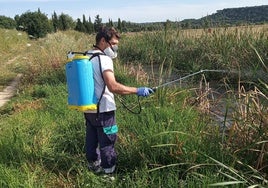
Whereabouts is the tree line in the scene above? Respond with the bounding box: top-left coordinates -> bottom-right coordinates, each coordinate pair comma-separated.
0,9 -> 150,38
0,5 -> 267,38
179,5 -> 268,29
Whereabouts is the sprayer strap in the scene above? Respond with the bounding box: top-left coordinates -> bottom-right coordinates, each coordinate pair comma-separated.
88,52 -> 104,61
88,52 -> 106,116
96,55 -> 106,115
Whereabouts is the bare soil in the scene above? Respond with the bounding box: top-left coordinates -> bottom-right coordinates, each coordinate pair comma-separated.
0,74 -> 22,107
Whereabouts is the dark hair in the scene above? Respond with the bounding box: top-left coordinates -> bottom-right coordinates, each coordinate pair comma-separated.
95,26 -> 120,45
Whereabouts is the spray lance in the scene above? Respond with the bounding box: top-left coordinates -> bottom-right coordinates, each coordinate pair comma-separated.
122,69 -> 229,114
150,69 -> 229,92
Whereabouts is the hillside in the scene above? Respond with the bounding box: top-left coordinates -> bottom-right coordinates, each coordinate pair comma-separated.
203,5 -> 268,25
180,5 -> 268,28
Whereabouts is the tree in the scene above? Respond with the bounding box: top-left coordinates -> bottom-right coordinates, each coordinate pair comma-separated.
82,14 -> 90,33
121,20 -> 127,31
52,11 -> 58,32
164,19 -> 172,31
74,14 -> 94,34
58,13 -> 75,31
94,15 -> 102,32
117,18 -> 122,31
87,16 -> 94,34
75,18 -> 86,32
82,14 -> 87,25
16,10 -> 52,38
107,18 -> 113,27
0,16 -> 16,29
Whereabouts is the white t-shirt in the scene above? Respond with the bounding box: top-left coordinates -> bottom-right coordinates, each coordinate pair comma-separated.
85,50 -> 116,113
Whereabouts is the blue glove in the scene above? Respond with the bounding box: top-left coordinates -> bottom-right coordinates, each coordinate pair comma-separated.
137,87 -> 154,97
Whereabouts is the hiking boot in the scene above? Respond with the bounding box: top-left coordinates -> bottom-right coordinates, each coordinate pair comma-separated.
88,160 -> 102,173
103,165 -> 115,174
100,166 -> 116,181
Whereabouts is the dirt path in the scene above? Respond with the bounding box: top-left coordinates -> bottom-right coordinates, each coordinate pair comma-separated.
0,74 -> 23,108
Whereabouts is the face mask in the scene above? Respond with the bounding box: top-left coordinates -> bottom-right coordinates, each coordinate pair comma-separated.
104,45 -> 118,59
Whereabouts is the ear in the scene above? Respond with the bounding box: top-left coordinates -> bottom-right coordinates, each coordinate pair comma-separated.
100,37 -> 106,44
98,37 -> 107,50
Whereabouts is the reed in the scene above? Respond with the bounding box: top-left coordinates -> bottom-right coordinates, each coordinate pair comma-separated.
120,24 -> 268,83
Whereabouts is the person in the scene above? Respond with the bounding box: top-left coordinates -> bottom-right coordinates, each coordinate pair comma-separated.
84,26 -> 153,175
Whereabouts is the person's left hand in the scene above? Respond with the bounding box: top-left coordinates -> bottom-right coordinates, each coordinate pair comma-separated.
137,87 -> 154,97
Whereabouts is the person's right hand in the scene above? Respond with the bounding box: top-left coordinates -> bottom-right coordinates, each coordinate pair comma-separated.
137,87 -> 154,97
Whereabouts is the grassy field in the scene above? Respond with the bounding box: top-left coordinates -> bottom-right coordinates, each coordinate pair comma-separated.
0,26 -> 267,187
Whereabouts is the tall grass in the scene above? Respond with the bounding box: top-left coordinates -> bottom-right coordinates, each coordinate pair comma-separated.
120,24 -> 268,83
0,26 -> 267,187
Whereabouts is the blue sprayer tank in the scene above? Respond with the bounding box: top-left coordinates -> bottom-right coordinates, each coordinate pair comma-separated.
65,55 -> 98,111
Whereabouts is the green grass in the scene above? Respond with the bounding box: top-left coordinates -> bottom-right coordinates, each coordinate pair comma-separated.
0,27 -> 267,187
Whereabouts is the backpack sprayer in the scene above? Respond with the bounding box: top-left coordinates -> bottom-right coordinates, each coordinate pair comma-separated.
65,51 -> 106,113
65,50 -> 229,114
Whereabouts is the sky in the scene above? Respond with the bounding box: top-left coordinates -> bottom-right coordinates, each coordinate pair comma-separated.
0,0 -> 268,23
